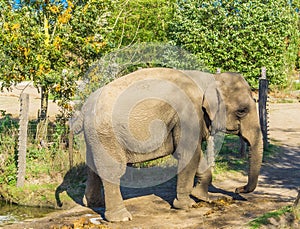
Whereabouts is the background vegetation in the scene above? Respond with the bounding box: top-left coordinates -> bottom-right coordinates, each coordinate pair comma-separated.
169,0 -> 300,87
1,0 -> 299,114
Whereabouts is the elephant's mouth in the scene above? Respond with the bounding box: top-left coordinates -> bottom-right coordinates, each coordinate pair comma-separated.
225,129 -> 240,135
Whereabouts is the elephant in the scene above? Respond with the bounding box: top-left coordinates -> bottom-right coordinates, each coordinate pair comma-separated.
71,68 -> 263,222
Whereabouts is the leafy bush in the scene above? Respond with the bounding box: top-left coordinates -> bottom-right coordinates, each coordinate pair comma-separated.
0,111 -> 19,185
109,0 -> 175,46
168,0 -> 300,87
0,113 -> 83,187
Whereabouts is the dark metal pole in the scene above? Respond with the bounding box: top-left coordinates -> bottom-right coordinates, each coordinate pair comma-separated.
259,67 -> 269,150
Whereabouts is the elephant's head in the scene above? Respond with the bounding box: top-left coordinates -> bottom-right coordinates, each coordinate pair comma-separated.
214,72 -> 263,193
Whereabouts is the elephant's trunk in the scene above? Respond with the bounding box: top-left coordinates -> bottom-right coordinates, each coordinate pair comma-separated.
236,104 -> 263,193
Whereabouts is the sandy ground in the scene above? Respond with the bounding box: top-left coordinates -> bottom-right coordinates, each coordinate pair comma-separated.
0,83 -> 299,229
0,82 -> 59,120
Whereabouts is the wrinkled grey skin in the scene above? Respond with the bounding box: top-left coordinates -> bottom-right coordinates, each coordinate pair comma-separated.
71,68 -> 263,222
193,72 -> 263,203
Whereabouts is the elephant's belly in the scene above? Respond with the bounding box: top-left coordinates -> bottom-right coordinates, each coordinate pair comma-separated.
126,134 -> 174,163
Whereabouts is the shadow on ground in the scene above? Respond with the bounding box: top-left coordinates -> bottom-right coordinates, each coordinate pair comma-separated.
55,163 -> 247,214
55,164 -> 178,209
260,145 -> 300,192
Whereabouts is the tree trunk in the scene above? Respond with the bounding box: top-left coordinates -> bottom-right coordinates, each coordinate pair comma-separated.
39,86 -> 49,121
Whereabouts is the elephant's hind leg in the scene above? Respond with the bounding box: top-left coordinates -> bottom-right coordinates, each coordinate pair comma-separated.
102,179 -> 132,222
85,128 -> 131,222
84,167 -> 104,207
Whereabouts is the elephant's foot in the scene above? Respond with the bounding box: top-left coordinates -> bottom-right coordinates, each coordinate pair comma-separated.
191,185 -> 211,203
235,184 -> 254,194
173,195 -> 196,209
105,207 -> 133,222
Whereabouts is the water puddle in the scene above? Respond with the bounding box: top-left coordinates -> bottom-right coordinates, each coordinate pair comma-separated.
0,200 -> 56,226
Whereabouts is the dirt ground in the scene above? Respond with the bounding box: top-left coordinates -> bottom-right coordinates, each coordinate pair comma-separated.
0,83 -> 299,229
0,82 -> 59,120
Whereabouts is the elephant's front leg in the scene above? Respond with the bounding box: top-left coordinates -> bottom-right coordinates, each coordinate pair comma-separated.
173,145 -> 200,209
191,166 -> 212,202
191,136 -> 214,202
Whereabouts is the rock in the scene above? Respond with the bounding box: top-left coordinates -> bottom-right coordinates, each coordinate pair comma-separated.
268,217 -> 279,226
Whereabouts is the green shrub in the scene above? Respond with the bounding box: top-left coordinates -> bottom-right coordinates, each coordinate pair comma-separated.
249,206 -> 292,228
168,0 -> 300,87
0,111 -> 19,185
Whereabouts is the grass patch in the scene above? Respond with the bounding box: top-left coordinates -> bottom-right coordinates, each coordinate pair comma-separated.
0,164 -> 87,208
214,135 -> 279,175
214,135 -> 246,174
0,112 -> 85,207
274,98 -> 296,103
0,183 -> 59,206
132,155 -> 177,168
248,206 -> 293,228
263,143 -> 280,161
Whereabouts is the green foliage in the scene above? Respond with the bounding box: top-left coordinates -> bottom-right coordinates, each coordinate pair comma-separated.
168,0 -> 300,87
0,0 -> 175,119
68,0 -> 116,74
109,0 -> 175,47
0,111 -> 19,185
132,155 -> 177,168
0,110 -> 19,133
0,0 -> 78,119
0,116 -> 83,187
214,135 -> 246,174
249,206 -> 292,228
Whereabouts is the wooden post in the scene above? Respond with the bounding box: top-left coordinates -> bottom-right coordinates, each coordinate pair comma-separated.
259,67 -> 269,150
294,189 -> 300,207
293,189 -> 300,220
17,93 -> 29,187
68,129 -> 74,169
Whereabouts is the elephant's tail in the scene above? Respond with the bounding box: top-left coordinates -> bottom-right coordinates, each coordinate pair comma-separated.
69,88 -> 103,134
69,111 -> 84,134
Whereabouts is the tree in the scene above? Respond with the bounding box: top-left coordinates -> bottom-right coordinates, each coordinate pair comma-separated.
108,0 -> 175,47
0,0 -> 175,120
168,0 -> 300,87
0,0 -> 78,120
0,0 -> 115,120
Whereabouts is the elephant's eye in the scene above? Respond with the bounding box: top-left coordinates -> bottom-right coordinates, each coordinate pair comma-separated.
236,107 -> 248,118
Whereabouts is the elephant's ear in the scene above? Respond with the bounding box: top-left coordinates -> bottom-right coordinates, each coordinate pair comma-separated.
202,82 -> 219,121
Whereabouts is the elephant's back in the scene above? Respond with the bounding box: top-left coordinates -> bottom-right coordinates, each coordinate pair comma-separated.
94,67 -> 207,124
99,67 -> 209,101
106,68 -> 186,89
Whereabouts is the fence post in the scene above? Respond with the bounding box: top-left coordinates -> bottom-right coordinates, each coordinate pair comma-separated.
17,93 -> 29,187
259,67 -> 269,150
68,128 -> 74,169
